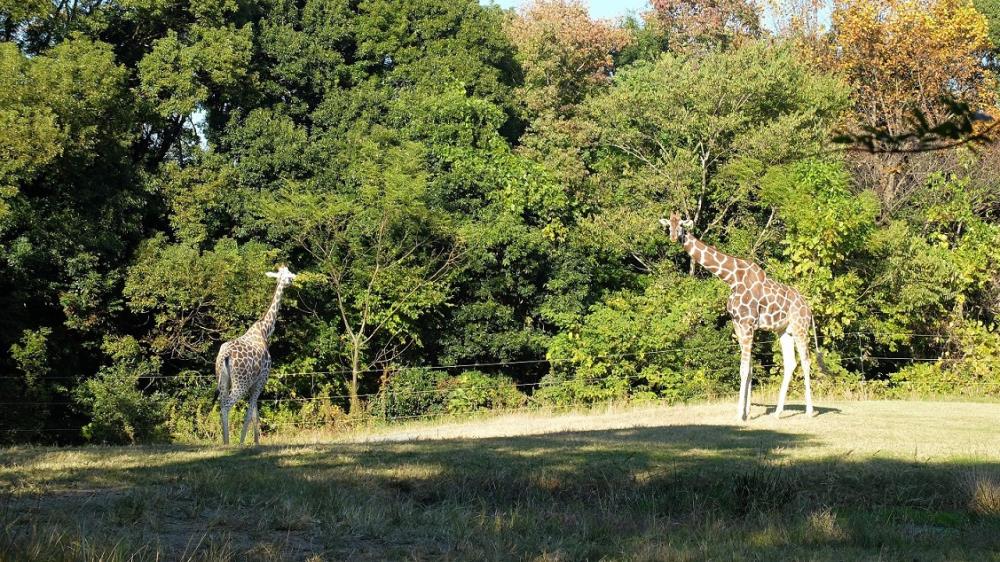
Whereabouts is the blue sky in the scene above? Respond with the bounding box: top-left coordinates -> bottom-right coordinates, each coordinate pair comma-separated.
481,0 -> 834,30
482,0 -> 650,20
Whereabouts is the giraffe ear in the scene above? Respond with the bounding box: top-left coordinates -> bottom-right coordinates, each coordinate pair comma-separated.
265,271 -> 280,278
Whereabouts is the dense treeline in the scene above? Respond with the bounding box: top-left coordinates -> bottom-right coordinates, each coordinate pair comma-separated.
2,0 -> 999,443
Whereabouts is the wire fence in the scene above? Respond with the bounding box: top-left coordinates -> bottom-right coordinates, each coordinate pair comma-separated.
2,330 -> 1000,437
0,331 -> 975,382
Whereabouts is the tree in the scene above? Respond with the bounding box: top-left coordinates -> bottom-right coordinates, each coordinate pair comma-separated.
973,0 -> 1000,68
827,0 -> 996,217
0,35 -> 150,440
507,0 -> 632,118
506,0 -> 632,192
265,138 -> 462,413
646,0 -> 761,53
759,159 -> 879,341
582,42 -> 849,272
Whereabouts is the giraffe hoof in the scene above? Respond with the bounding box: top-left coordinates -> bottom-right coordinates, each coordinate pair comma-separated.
772,411 -> 782,419
806,409 -> 816,417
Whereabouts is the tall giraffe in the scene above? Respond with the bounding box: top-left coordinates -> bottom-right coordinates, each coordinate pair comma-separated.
216,265 -> 296,445
660,213 -> 819,421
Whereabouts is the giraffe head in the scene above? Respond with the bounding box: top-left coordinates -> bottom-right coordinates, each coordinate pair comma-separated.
266,265 -> 297,288
659,212 -> 693,242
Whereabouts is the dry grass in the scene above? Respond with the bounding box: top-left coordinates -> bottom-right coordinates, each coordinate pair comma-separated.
962,469 -> 1000,516
1,400 -> 998,560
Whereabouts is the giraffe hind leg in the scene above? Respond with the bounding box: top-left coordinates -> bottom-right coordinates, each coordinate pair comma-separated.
795,335 -> 815,416
252,402 -> 261,446
220,394 -> 236,445
773,332 -> 797,418
221,405 -> 230,445
239,403 -> 254,445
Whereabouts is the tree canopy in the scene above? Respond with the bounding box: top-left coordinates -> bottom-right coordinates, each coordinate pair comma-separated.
2,0 -> 999,443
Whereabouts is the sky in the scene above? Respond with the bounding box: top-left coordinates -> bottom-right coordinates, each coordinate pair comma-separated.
481,0 -> 834,30
482,0 -> 650,20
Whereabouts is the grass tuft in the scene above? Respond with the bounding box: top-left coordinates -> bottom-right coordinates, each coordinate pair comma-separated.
803,507 -> 848,543
962,468 -> 1000,516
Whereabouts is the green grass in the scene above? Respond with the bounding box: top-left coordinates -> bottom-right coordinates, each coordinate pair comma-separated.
2,400 -> 999,561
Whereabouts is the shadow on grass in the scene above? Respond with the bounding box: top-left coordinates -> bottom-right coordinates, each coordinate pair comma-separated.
754,404 -> 844,418
1,422 -> 998,561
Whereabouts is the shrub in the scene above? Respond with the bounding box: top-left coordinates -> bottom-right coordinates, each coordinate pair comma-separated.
370,368 -> 527,419
441,371 -> 526,414
369,367 -> 450,419
74,337 -> 168,444
536,272 -> 736,406
888,321 -> 1000,398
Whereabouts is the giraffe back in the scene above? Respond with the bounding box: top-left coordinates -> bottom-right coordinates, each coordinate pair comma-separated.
216,328 -> 271,402
728,272 -> 811,334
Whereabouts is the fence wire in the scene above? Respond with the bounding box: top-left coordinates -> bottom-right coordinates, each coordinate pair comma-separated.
2,330 -> 1000,436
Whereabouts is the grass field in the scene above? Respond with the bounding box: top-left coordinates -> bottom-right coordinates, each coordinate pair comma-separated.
2,400 -> 999,561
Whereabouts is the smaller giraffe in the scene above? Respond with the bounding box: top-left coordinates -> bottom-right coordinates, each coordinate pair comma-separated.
660,213 -> 821,421
216,266 -> 296,445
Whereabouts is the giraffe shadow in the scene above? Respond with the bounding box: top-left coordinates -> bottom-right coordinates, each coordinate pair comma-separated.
753,403 -> 843,418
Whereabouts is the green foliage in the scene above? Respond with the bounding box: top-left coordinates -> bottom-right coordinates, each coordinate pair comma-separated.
584,42 -> 849,222
0,36 -> 130,221
761,159 -> 879,340
9,328 -> 53,386
74,337 -> 168,444
139,24 -> 255,118
371,368 -> 449,418
124,236 -> 280,358
537,272 -> 735,405
887,321 -> 1000,397
371,368 -> 526,418
861,177 -> 1000,346
441,371 -> 527,413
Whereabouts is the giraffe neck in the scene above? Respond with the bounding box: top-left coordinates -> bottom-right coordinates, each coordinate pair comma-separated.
257,283 -> 286,341
680,232 -> 748,289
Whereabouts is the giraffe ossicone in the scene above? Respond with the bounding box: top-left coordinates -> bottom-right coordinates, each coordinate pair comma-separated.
663,212 -> 819,422
215,265 -> 296,445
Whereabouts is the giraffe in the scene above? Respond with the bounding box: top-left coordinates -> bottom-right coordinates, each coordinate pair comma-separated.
659,213 -> 820,421
216,265 -> 296,445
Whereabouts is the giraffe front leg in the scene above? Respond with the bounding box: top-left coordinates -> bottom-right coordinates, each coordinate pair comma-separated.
774,332 -> 796,419
736,345 -> 750,422
735,327 -> 754,422
737,353 -> 751,421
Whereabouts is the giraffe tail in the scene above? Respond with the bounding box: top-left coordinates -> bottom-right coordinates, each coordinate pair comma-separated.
218,355 -> 232,396
811,316 -> 828,375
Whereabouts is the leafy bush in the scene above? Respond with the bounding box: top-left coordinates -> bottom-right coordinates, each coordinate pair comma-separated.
370,368 -> 450,418
441,371 -> 527,414
536,272 -> 736,406
370,368 -> 526,419
74,337 -> 168,444
887,321 -> 1000,397
760,158 -> 878,343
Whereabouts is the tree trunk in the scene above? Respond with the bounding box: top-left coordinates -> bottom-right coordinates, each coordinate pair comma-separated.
349,342 -> 361,414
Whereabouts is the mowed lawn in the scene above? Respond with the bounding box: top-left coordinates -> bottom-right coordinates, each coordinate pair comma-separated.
2,400 -> 999,561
